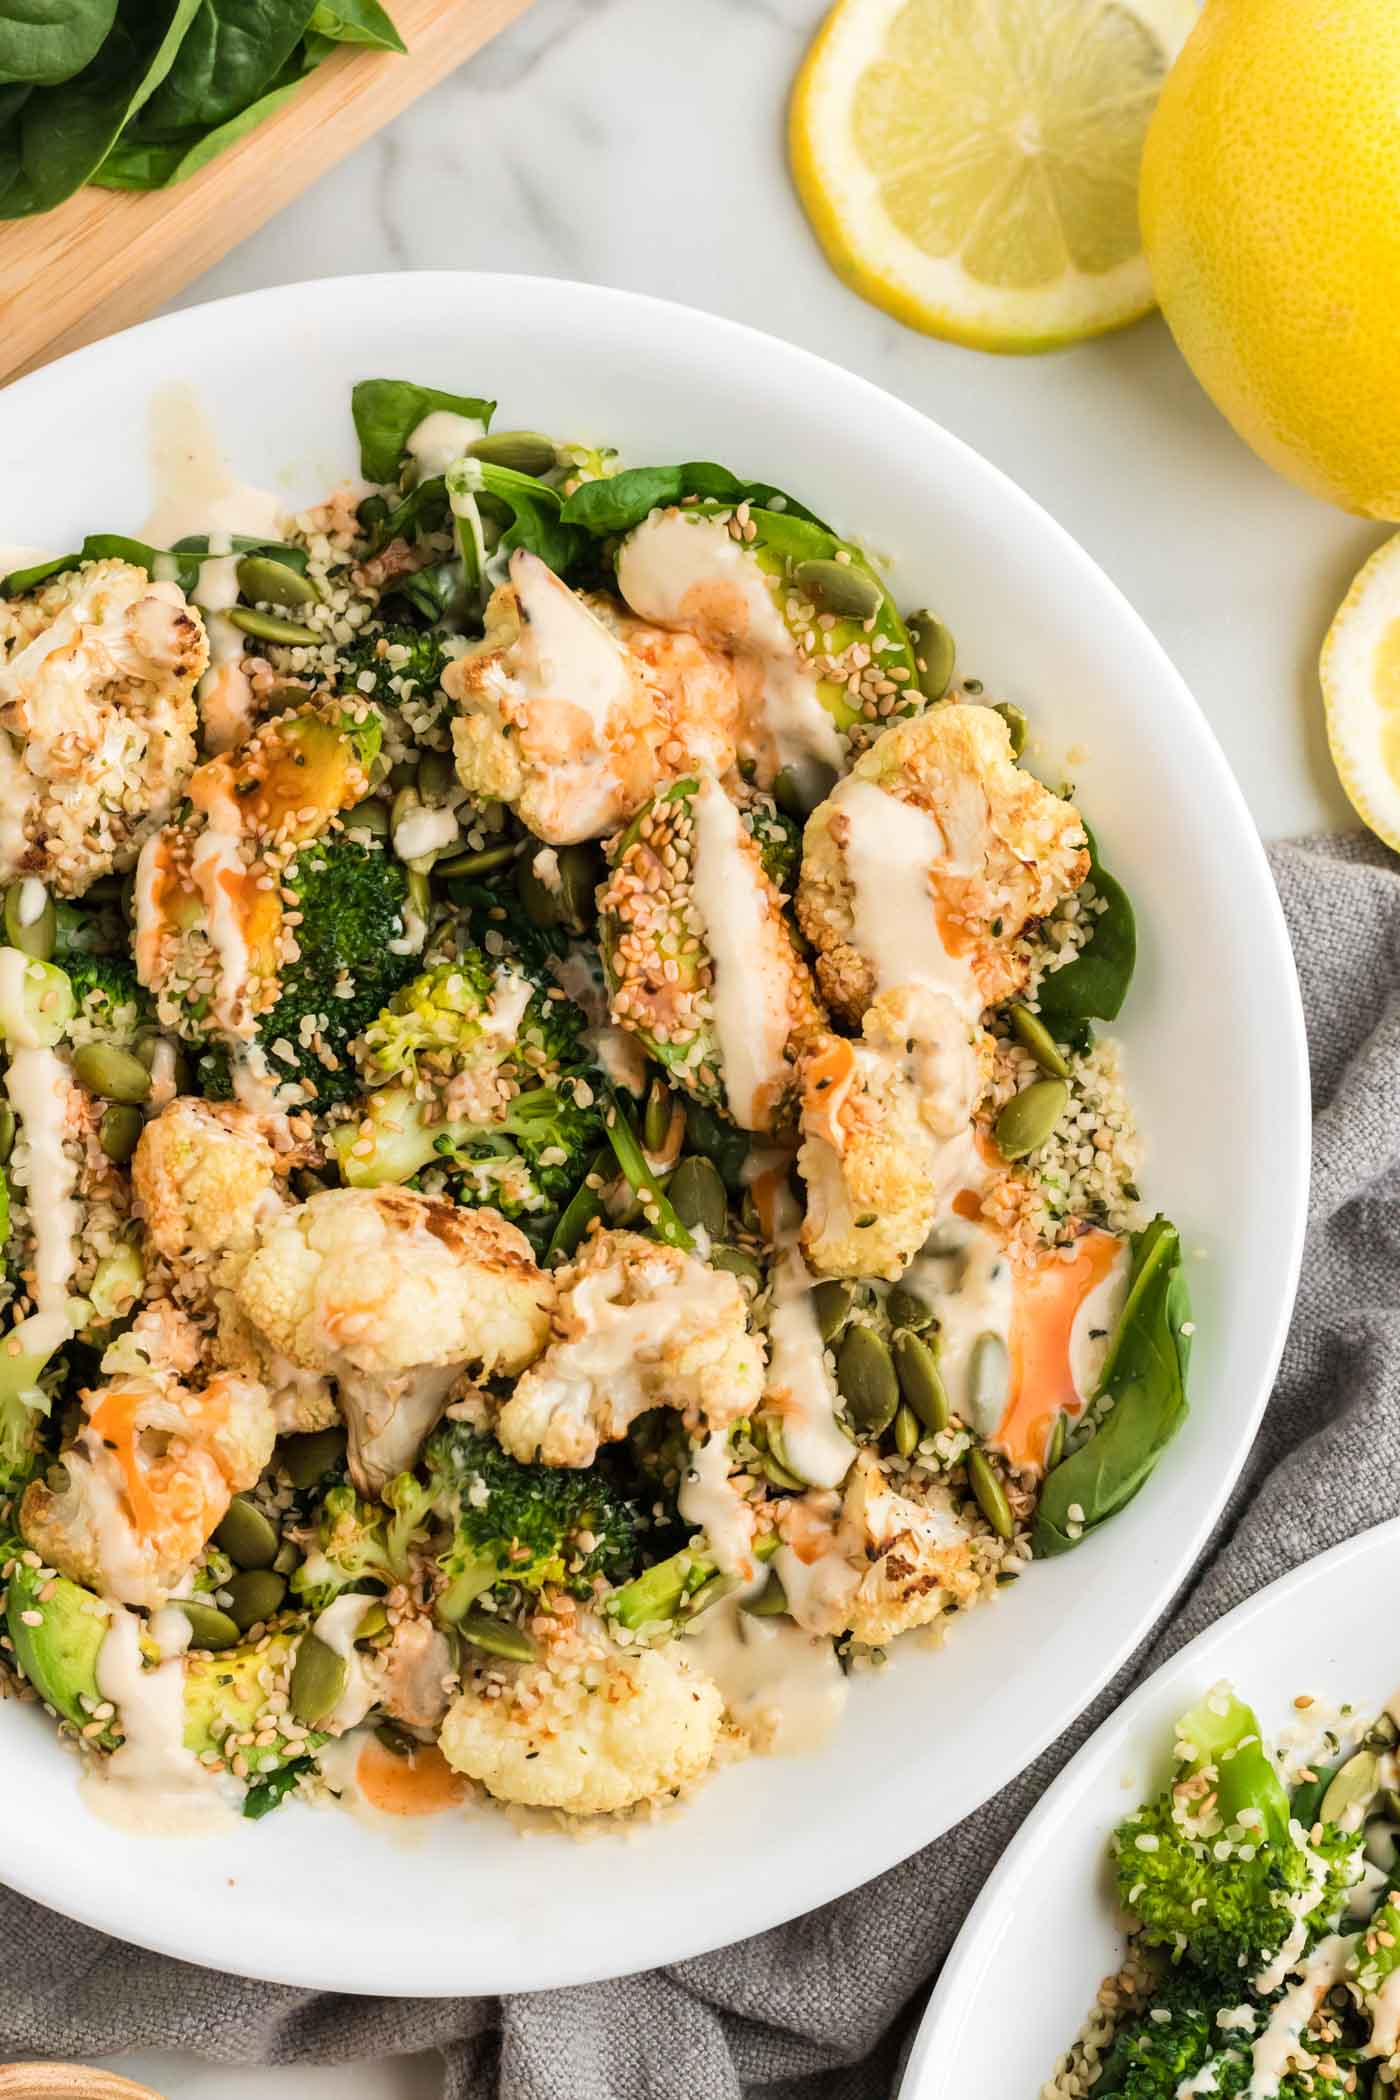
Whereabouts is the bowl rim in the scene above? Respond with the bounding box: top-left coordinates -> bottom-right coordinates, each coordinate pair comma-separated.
0,271 -> 1311,1993
897,1518 -> 1400,2098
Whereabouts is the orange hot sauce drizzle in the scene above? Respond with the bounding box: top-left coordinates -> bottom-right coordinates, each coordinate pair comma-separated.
995,1229 -> 1123,1473
355,1737 -> 467,1817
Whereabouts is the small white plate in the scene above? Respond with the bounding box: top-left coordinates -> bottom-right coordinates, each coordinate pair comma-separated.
901,1520 -> 1400,2097
0,273 -> 1308,1994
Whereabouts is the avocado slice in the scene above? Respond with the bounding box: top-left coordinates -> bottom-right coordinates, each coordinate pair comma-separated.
6,1562 -> 119,1746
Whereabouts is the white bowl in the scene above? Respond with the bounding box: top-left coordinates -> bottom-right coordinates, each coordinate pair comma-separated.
0,273 -> 1308,1995
900,1520 -> 1400,2098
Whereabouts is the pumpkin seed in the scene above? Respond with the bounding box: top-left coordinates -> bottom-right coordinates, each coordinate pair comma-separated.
968,1332 -> 1010,1434
837,1325 -> 899,1435
892,1328 -> 950,1434
343,796 -> 390,838
516,840 -> 600,932
4,881 -> 55,961
906,610 -> 955,701
177,1600 -> 241,1652
668,1156 -> 727,1238
260,679 -> 313,715
236,554 -> 320,609
134,1028 -> 192,1093
0,1103 -> 13,1163
994,1078 -> 1069,1160
1321,1749 -> 1380,1825
468,429 -> 559,477
225,1569 -> 287,1633
226,607 -> 319,646
793,557 -> 883,621
355,1601 -> 389,1642
273,1540 -> 301,1578
98,1104 -> 142,1165
893,1403 -> 919,1458
1008,1002 -> 1070,1080
357,494 -> 389,534
1369,1711 -> 1400,1750
684,1574 -> 740,1618
214,1495 -> 279,1571
743,1571 -> 789,1618
773,758 -> 837,821
436,842 -> 520,881
643,1080 -> 674,1154
72,1042 -> 150,1106
886,1282 -> 934,1332
810,1279 -> 853,1344
375,1720 -> 416,1758
458,1611 -> 535,1663
1046,1412 -> 1066,1470
709,1243 -> 762,1290
290,1632 -> 348,1727
756,1421 -> 808,1492
967,1449 -> 1014,1540
995,702 -> 1028,759
416,750 -> 456,806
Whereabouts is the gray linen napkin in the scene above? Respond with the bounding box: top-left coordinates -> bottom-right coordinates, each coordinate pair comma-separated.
2,833 -> 1395,2100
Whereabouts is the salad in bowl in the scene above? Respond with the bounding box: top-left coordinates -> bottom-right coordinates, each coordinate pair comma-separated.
0,374 -> 1189,1834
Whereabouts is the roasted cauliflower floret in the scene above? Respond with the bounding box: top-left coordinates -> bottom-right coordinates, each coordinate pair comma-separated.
439,1617 -> 723,1815
131,1096 -> 281,1278
446,550 -> 744,845
797,702 -> 1089,1023
777,1453 -> 982,1648
19,1369 -> 275,1608
0,559 -> 206,895
234,1187 -> 555,1491
797,985 -> 992,1280
598,771 -> 823,1132
496,1227 -> 763,1468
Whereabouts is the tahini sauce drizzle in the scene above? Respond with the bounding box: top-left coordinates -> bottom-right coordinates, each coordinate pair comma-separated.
82,1603 -> 236,1835
686,773 -> 792,1131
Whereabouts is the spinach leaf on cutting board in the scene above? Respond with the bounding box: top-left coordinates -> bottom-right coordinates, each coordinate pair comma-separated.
136,0 -> 313,135
0,0 -> 118,89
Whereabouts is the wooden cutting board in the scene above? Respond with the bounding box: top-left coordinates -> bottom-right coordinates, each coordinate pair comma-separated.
0,0 -> 534,387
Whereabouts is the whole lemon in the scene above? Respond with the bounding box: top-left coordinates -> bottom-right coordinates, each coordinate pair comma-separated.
1141,0 -> 1400,518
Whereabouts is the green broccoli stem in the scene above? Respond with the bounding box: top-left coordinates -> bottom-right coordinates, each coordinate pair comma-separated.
546,1145 -> 610,1263
1177,1687 -> 1291,1846
603,1094 -> 693,1252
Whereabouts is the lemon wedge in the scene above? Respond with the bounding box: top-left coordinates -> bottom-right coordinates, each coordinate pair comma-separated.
1321,534 -> 1400,852
790,0 -> 1196,351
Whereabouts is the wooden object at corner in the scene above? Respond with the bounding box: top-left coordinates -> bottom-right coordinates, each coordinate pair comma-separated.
0,0 -> 534,386
0,2069 -> 162,2100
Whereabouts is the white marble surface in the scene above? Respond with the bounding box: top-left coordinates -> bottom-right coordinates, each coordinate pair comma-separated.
58,0 -> 1390,2092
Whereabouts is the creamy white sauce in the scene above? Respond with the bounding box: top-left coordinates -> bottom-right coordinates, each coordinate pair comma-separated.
5,1042 -> 78,1321
683,1590 -> 847,1755
551,949 -> 646,1094
831,774 -> 980,1017
191,529 -> 253,753
142,384 -> 286,550
14,878 -> 46,929
82,1603 -> 236,1836
407,410 -> 486,481
1369,1966 -> 1400,2059
1248,1933 -> 1352,2097
1068,1244 -> 1130,1399
686,773 -> 792,1132
311,1594 -> 380,1736
677,1431 -> 754,1577
763,1244 -> 857,1491
483,968 -> 533,1044
0,732 -> 29,874
615,509 -> 843,775
905,1216 -> 1015,1437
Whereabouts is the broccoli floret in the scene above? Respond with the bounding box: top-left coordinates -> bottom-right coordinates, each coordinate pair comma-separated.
291,1480 -> 429,1610
1089,1967 -> 1355,2099
337,623 -> 449,710
64,952 -> 151,1051
331,949 -> 603,1210
1114,1687 -> 1363,1979
202,838 -> 419,1107
421,1421 -> 640,1620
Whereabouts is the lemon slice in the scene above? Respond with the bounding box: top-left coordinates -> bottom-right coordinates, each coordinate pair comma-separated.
1321,533 -> 1400,852
790,0 -> 1196,351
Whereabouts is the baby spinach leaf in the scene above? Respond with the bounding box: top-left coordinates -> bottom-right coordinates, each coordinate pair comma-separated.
383,559 -> 462,626
307,0 -> 403,49
1032,1216 -> 1191,1557
0,0 -> 118,89
351,379 -> 495,486
0,0 -> 200,217
242,1754 -> 314,1818
560,461 -> 830,537
138,0 -> 312,135
1035,825 -> 1137,1049
95,67 -> 301,185
477,462 -> 583,580
0,81 -> 34,121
